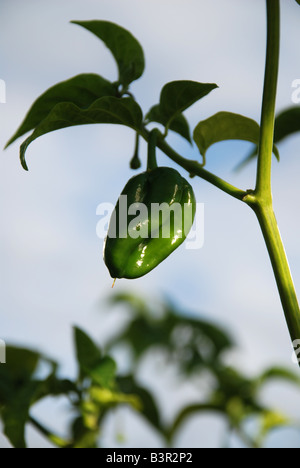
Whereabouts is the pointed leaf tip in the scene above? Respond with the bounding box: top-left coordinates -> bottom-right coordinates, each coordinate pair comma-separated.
20,141 -> 29,171
160,80 -> 218,124
74,326 -> 102,373
71,20 -> 145,86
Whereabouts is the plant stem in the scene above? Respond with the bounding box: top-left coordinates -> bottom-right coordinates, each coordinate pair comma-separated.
235,425 -> 260,449
142,128 -> 246,201
255,0 -> 280,201
29,416 -> 69,448
251,203 -> 300,345
249,0 -> 300,352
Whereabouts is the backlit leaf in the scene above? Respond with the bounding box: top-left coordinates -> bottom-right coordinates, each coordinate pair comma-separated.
234,107 -> 300,171
274,107 -> 300,143
159,80 -> 218,127
71,20 -> 145,86
5,74 -> 117,148
74,327 -> 102,374
20,97 -> 143,170
194,111 -> 280,162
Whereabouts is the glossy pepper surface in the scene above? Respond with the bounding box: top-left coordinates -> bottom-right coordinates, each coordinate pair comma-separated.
104,167 -> 196,279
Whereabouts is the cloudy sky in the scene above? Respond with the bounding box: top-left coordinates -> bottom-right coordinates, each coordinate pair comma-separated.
1,0 -> 300,448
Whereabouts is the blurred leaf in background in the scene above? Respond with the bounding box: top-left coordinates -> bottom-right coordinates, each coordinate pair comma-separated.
1,294 -> 300,448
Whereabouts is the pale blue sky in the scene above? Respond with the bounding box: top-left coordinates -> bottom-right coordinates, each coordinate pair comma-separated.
1,0 -> 300,448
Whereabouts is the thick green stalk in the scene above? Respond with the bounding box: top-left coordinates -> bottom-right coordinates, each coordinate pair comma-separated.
250,0 -> 300,351
248,202 -> 300,344
255,0 -> 280,200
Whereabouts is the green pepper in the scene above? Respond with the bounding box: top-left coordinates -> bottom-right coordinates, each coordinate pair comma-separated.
104,166 -> 196,279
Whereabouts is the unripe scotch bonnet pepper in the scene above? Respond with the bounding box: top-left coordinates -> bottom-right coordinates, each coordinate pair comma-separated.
104,167 -> 196,279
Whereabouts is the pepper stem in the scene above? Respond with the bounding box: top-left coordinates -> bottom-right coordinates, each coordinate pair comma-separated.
147,129 -> 159,171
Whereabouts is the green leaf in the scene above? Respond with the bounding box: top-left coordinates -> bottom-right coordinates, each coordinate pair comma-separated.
0,347 -> 41,447
2,380 -> 41,448
74,327 -> 102,374
35,376 -> 78,402
233,145 -> 257,172
234,107 -> 300,172
89,356 -> 117,388
180,316 -> 234,359
168,403 -> 221,441
193,111 -> 280,162
274,107 -> 300,143
295,0 -> 300,5
71,416 -> 98,449
20,97 -> 143,170
0,346 -> 40,388
108,294 -> 233,373
159,80 -> 218,126
5,74 -> 118,148
71,20 -> 145,87
259,410 -> 290,441
109,292 -> 148,314
146,104 -> 191,143
213,367 -> 257,408
117,375 -> 162,431
257,367 -> 300,387
74,327 -> 117,387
